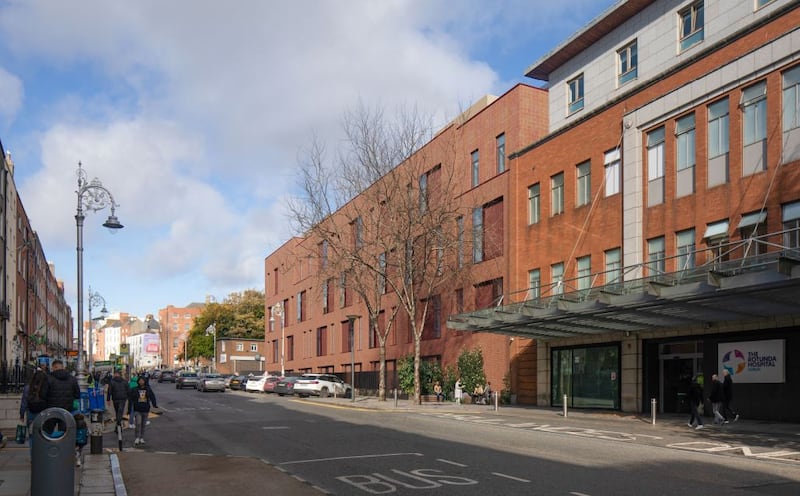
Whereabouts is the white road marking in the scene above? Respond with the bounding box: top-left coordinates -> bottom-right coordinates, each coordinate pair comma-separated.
262,426 -> 290,430
570,492 -> 592,495
492,472 -> 530,483
436,458 -> 468,467
282,452 -> 423,465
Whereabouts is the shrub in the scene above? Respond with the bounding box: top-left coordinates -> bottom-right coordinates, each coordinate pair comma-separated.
397,355 -> 442,395
456,348 -> 486,395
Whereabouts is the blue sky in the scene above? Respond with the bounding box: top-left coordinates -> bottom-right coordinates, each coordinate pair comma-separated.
0,0 -> 613,324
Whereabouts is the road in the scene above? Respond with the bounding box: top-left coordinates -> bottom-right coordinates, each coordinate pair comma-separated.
112,382 -> 800,495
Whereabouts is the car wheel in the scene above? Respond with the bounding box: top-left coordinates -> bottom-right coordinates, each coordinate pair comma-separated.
320,387 -> 329,398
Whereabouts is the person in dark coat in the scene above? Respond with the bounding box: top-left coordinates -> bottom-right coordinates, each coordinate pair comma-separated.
45,360 -> 80,412
106,369 -> 131,428
129,376 -> 158,447
721,369 -> 739,422
686,375 -> 705,430
709,373 -> 726,424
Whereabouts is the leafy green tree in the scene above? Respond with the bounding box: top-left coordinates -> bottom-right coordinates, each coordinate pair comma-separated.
187,290 -> 265,361
456,348 -> 486,395
398,355 -> 442,395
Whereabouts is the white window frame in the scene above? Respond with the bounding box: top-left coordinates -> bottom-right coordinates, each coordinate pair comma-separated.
528,183 -> 541,224
604,149 -> 621,197
551,263 -> 564,295
647,236 -> 666,278
471,149 -> 480,187
676,114 -> 696,171
708,98 -> 729,158
783,65 -> 800,133
679,1 -> 704,52
604,248 -> 621,286
527,269 -> 540,300
576,256 -> 591,291
567,74 -> 584,114
676,229 -> 696,271
576,161 -> 591,207
496,133 -> 506,174
551,173 -> 564,216
617,40 -> 637,86
742,81 -> 767,146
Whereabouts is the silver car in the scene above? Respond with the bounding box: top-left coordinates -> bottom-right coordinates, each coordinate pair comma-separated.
197,373 -> 226,392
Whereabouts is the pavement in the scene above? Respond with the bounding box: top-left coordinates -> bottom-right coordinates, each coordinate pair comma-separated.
2,395 -> 799,495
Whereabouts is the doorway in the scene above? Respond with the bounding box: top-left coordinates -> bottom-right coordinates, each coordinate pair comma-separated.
658,341 -> 702,413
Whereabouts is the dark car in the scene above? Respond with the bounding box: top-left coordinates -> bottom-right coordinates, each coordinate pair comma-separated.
275,376 -> 301,396
228,375 -> 246,390
176,371 -> 200,389
158,370 -> 176,383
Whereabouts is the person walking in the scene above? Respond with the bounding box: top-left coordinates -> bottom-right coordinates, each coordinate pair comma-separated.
45,359 -> 80,412
129,376 -> 158,447
127,371 -> 138,429
721,369 -> 739,422
686,375 -> 705,430
709,374 -> 726,425
19,368 -> 49,449
106,369 -> 130,428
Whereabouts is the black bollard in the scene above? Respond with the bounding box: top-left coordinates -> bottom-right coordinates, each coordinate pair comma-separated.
90,409 -> 104,454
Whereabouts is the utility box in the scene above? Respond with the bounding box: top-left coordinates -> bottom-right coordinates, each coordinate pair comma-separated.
90,409 -> 104,454
31,407 -> 76,496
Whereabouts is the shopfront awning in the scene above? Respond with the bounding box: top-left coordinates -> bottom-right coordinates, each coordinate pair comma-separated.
447,253 -> 800,340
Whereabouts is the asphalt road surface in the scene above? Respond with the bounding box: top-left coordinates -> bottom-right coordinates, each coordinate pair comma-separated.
110,382 -> 800,495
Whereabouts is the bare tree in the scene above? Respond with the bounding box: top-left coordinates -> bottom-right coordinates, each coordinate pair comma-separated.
289,101 -> 470,401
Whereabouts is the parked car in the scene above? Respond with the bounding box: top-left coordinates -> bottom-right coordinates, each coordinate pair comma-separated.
274,376 -> 301,396
197,373 -> 226,392
228,375 -> 246,390
176,371 -> 200,389
158,370 -> 176,383
245,375 -> 268,393
293,374 -> 352,398
263,376 -> 281,394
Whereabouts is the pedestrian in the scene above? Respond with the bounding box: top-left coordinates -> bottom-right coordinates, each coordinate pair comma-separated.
454,378 -> 463,405
129,376 -> 158,447
721,369 -> 739,422
73,413 -> 88,467
433,381 -> 443,402
687,375 -> 705,430
106,369 -> 130,428
45,359 -> 80,412
19,368 -> 49,448
127,371 -> 138,429
709,374 -> 726,424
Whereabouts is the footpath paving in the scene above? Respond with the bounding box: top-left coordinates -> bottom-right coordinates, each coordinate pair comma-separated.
2,396 -> 798,495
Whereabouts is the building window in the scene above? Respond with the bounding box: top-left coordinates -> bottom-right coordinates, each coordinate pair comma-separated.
742,81 -> 767,176
286,335 -> 294,361
679,1 -> 704,51
419,172 -> 428,213
617,40 -> 637,86
339,273 -> 346,308
236,343 -> 244,352
527,269 -> 541,300
528,183 -> 540,224
551,173 -> 564,216
250,344 -> 258,352
352,217 -> 363,249
471,149 -> 480,187
782,201 -> 800,253
783,65 -> 800,164
576,256 -> 591,291
472,207 -> 483,263
756,0 -> 775,8
431,295 -> 441,339
496,133 -> 506,173
604,149 -> 620,197
704,220 -> 730,264
707,98 -> 730,187
604,248 -> 621,286
738,211 -> 767,256
675,113 -> 696,197
551,263 -> 564,295
378,252 -> 387,294
184,323 -> 190,330
316,326 -> 327,357
676,229 -> 696,271
647,127 -> 665,206
457,216 -> 464,268
321,281 -> 329,314
568,74 -> 584,114
647,236 -> 666,279
297,290 -> 305,322
576,161 -> 591,207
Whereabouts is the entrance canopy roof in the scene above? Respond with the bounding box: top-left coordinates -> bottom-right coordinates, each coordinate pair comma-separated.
448,237 -> 800,341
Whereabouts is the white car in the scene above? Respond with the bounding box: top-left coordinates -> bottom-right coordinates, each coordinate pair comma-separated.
293,374 -> 352,398
197,373 -> 226,392
245,375 -> 270,393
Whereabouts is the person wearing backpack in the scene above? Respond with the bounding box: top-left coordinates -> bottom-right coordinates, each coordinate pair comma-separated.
19,368 -> 49,449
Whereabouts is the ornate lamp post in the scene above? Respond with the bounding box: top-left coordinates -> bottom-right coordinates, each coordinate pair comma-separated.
76,162 -> 123,391
87,286 -> 108,373
270,303 -> 284,376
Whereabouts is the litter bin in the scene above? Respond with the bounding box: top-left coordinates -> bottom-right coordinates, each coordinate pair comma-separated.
31,407 -> 76,496
90,409 -> 104,454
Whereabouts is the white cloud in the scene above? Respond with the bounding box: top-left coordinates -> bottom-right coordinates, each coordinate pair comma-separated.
0,67 -> 23,125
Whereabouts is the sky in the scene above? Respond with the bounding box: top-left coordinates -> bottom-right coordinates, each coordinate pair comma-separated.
0,0 -> 614,325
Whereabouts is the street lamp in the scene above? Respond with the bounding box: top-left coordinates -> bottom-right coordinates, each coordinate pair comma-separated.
270,303 -> 284,376
75,162 -> 123,391
87,286 -> 108,373
347,314 -> 360,403
205,324 -> 216,373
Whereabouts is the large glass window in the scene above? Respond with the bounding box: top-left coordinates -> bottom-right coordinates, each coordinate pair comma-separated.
618,40 -> 638,86
708,98 -> 729,158
743,81 -> 767,146
679,1 -> 704,52
676,114 -> 696,171
472,207 -> 483,263
568,74 -> 584,114
551,173 -> 564,215
471,149 -> 480,187
528,183 -> 540,225
647,127 -> 665,206
551,262 -> 564,295
528,269 -> 540,300
576,161 -> 591,207
552,345 -> 620,409
496,133 -> 506,173
577,256 -> 591,291
604,149 -> 620,197
647,236 -> 666,278
604,248 -> 621,286
784,66 -> 800,131
676,229 -> 696,271
782,201 -> 800,253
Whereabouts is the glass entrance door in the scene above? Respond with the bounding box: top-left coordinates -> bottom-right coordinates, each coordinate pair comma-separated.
658,341 -> 702,413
